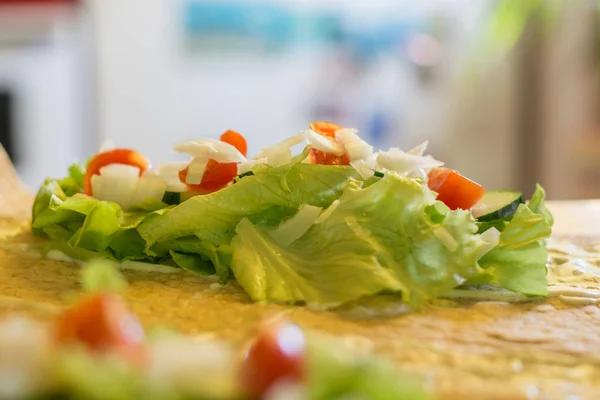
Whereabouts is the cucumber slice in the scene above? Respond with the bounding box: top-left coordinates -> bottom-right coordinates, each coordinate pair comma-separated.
162,191 -> 181,205
162,191 -> 202,205
472,190 -> 524,221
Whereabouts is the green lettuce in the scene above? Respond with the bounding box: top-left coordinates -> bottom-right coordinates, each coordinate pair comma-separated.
31,154 -> 553,307
137,162 -> 359,247
306,334 -> 432,400
231,175 -> 489,306
477,185 -> 552,296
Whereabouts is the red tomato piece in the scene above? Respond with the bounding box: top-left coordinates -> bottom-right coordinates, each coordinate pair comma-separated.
428,167 -> 486,210
220,129 -> 248,157
179,130 -> 248,194
240,322 -> 306,398
178,159 -> 237,194
309,149 -> 351,165
309,121 -> 341,138
55,293 -> 145,361
84,149 -> 149,196
308,121 -> 350,166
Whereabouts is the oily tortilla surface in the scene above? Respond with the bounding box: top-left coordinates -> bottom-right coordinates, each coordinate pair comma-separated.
1,216 -> 600,400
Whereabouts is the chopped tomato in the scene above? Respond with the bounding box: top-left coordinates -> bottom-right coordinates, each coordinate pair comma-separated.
428,167 -> 485,210
84,149 -> 149,196
308,121 -> 350,166
309,149 -> 351,165
309,121 -> 341,138
178,159 -> 237,194
55,293 -> 145,361
179,130 -> 248,194
240,322 -> 306,398
220,129 -> 248,157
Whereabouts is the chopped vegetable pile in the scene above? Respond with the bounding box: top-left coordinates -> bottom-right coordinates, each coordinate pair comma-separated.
32,122 -> 553,308
0,260 -> 431,400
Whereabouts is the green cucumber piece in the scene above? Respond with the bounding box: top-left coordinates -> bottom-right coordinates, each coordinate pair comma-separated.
472,190 -> 524,221
162,191 -> 181,205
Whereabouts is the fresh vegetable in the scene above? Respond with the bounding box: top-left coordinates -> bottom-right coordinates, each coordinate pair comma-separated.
472,190 -> 524,221
83,149 -> 149,196
54,293 -> 145,360
32,124 -> 553,309
240,322 -> 305,398
308,121 -> 351,166
427,167 -> 486,210
231,175 -> 487,306
178,130 -> 248,194
477,185 -> 552,296
220,129 -> 248,157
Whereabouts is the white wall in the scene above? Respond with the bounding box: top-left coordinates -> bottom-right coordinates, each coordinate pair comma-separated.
0,6 -> 89,189
88,0 -> 482,163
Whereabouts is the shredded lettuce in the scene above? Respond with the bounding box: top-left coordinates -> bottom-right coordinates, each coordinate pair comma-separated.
80,259 -> 128,294
306,335 -> 432,400
231,175 -> 489,306
31,152 -> 553,307
477,185 -> 552,296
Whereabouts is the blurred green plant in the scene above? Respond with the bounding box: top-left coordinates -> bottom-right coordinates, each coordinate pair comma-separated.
466,0 -> 565,78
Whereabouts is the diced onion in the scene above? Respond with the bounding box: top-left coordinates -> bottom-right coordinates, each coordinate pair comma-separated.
432,226 -> 458,252
304,129 -> 345,156
407,141 -> 429,156
0,316 -> 52,399
92,164 -> 140,208
255,133 -> 306,167
154,162 -> 189,192
314,200 -> 340,224
173,138 -> 247,164
238,158 -> 267,175
376,148 -> 443,175
131,175 -> 168,206
335,128 -> 373,161
185,157 -> 208,185
271,204 -> 322,246
92,163 -> 167,208
98,140 -> 116,153
350,160 -> 375,179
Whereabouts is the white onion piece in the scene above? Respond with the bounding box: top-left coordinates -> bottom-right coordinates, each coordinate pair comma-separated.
304,129 -> 345,156
407,141 -> 429,156
238,158 -> 266,175
154,162 -> 189,192
92,164 -> 140,208
350,160 -> 375,179
0,316 -> 52,399
173,138 -> 246,163
314,200 -> 340,224
145,336 -> 235,398
271,204 -> 322,246
377,148 -> 443,175
98,140 -> 116,153
335,128 -> 373,161
185,157 -> 208,185
256,133 -> 306,167
130,175 -> 168,206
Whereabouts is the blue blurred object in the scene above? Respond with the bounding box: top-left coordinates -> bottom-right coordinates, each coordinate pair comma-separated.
183,0 -> 425,57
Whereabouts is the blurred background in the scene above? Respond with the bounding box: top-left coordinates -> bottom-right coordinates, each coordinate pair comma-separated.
0,0 -> 598,199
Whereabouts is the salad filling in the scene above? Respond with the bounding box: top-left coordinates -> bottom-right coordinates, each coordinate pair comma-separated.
31,123 -> 553,308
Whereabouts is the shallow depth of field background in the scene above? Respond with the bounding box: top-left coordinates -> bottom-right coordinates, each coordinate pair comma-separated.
0,0 -> 598,199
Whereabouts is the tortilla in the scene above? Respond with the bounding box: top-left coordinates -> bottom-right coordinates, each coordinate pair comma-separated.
2,147 -> 600,400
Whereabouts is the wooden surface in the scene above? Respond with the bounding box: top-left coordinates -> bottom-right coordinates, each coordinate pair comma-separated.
1,147 -> 600,400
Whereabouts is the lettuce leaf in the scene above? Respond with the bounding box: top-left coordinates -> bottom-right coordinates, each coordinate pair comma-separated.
306,335 -> 432,400
231,175 -> 488,306
477,185 -> 552,296
137,163 -> 359,248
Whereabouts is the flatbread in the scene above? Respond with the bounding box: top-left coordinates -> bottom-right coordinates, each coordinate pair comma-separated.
2,147 -> 600,400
